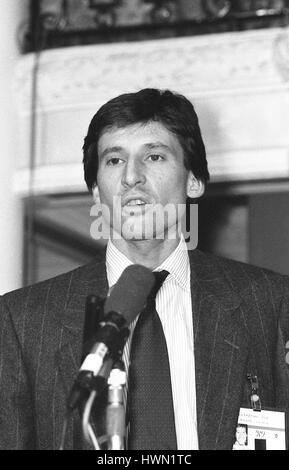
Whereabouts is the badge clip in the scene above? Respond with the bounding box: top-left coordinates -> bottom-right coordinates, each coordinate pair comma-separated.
247,374 -> 262,412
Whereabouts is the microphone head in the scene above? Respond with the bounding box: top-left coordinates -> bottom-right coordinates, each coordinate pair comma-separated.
104,264 -> 155,325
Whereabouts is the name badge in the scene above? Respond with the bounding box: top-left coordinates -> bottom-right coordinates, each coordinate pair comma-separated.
233,408 -> 286,450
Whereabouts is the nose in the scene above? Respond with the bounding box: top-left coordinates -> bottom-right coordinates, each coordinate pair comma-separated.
121,158 -> 146,188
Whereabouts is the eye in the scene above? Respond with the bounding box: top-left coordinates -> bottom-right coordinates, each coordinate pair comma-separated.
106,157 -> 123,166
147,154 -> 164,162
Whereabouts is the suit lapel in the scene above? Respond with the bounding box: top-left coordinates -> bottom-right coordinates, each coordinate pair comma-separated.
55,258 -> 108,387
189,250 -> 250,450
53,255 -> 109,448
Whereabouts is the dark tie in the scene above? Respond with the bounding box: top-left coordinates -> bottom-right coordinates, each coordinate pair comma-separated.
127,270 -> 177,450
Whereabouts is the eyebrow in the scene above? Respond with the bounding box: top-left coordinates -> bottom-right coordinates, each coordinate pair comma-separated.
143,142 -> 172,152
100,142 -> 172,159
99,146 -> 125,160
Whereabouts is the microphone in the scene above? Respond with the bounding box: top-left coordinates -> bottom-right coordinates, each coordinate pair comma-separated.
81,294 -> 105,363
67,264 -> 154,411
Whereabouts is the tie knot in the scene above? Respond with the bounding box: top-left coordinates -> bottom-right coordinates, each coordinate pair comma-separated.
148,270 -> 169,303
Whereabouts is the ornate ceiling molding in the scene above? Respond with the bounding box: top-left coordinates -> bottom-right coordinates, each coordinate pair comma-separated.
14,27 -> 287,115
13,27 -> 289,194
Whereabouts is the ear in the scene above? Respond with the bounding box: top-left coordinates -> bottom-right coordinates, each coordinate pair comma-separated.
186,172 -> 205,199
92,185 -> 100,204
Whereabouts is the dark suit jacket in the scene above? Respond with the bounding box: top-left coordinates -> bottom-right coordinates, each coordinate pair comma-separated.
0,249 -> 289,450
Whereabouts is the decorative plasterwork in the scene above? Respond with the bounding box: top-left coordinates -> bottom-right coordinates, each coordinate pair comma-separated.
14,27 -> 287,115
13,27 -> 289,194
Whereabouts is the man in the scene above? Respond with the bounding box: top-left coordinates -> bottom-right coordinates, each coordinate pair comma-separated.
233,424 -> 248,449
0,88 -> 289,450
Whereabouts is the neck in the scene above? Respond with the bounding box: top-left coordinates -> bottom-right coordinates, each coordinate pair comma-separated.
111,237 -> 180,270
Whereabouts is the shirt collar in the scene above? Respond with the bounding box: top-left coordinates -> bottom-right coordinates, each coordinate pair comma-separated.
156,235 -> 190,292
106,235 -> 190,292
106,239 -> 133,288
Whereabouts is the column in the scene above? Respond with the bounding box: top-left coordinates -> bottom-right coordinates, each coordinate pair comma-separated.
0,0 -> 28,294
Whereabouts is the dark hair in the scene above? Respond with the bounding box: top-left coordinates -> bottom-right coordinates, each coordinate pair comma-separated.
83,88 -> 210,193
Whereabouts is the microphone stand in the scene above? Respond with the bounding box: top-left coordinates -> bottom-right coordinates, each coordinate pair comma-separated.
80,330 -> 129,450
106,361 -> 127,450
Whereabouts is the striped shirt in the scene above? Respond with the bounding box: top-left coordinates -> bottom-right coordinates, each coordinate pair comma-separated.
106,237 -> 199,450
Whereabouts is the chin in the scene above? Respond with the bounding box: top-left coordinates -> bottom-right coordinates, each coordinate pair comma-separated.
120,226 -> 152,241
114,214 -> 180,242
121,227 -> 176,242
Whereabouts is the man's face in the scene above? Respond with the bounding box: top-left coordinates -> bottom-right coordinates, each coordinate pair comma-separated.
95,121 -> 200,241
235,426 -> 247,446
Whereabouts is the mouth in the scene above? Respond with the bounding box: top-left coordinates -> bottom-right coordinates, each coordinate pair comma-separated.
122,194 -> 151,207
125,199 -> 147,207
121,196 -> 152,215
